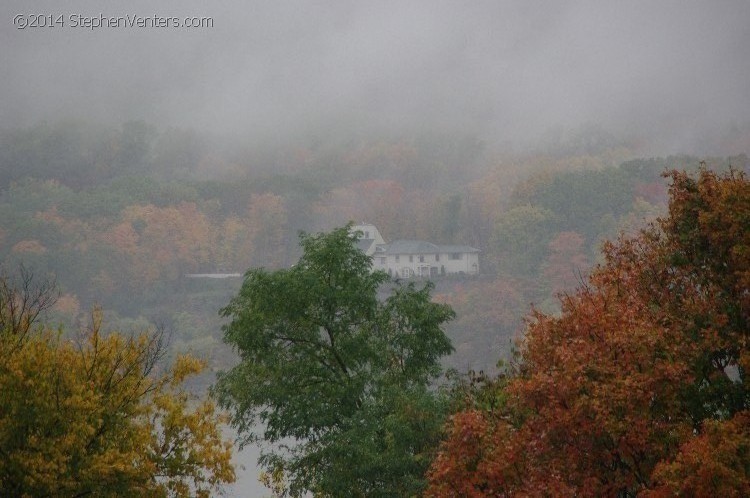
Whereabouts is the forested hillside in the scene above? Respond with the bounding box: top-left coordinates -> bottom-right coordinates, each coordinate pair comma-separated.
3,2 -> 750,495
1,121 -> 746,374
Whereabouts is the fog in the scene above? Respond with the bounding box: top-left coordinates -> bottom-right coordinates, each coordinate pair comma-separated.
2,0 -> 749,154
2,3 -> 748,495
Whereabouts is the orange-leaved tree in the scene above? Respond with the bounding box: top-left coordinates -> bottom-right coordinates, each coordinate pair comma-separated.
0,269 -> 235,497
427,168 -> 749,497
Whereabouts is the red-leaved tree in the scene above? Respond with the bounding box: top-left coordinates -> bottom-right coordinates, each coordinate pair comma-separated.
427,168 -> 749,497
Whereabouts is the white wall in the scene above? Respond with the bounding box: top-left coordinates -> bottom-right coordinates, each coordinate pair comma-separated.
374,251 -> 478,277
351,223 -> 386,256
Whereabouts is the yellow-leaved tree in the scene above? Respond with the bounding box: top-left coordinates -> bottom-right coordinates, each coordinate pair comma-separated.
0,268 -> 235,497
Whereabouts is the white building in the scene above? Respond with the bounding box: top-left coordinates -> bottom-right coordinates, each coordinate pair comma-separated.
352,223 -> 480,278
351,223 -> 387,256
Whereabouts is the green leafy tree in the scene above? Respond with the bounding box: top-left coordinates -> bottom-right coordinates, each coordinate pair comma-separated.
215,225 -> 455,496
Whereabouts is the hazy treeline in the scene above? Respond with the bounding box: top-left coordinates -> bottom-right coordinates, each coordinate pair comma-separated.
1,120 -> 747,372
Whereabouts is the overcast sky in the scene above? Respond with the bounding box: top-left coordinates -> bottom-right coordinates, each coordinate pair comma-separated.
2,0 -> 749,153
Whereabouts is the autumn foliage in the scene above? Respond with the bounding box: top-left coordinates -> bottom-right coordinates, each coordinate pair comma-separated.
0,273 -> 234,497
427,169 -> 750,496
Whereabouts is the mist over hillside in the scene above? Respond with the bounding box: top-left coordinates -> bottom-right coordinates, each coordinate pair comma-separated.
2,0 -> 749,156
2,2 -> 750,496
2,0 -> 748,428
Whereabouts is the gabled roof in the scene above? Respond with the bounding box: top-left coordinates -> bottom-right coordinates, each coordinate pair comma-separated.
385,240 -> 441,255
383,240 -> 480,255
437,245 -> 481,253
356,238 -> 375,253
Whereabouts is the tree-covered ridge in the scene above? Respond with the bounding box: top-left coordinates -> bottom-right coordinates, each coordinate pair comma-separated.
1,120 -> 749,494
427,168 -> 750,496
0,120 -> 746,372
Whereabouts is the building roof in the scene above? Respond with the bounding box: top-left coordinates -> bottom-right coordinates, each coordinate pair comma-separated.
384,240 -> 479,255
356,238 -> 375,253
385,240 -> 479,254
437,245 -> 481,253
385,240 -> 441,254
